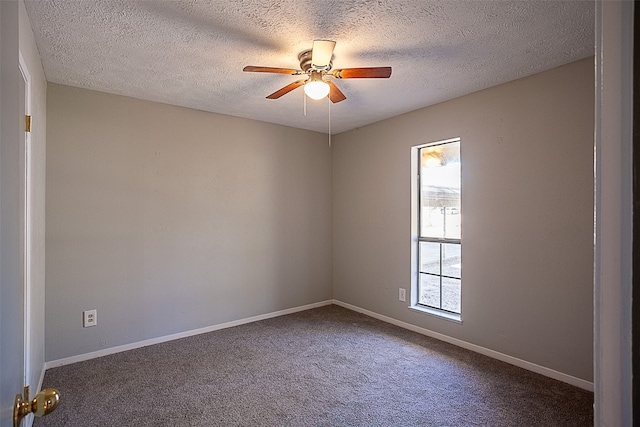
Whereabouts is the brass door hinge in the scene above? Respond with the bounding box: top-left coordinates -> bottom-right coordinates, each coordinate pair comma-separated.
25,115 -> 32,133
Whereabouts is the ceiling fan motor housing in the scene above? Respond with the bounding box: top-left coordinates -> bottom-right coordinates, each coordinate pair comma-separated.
298,49 -> 332,73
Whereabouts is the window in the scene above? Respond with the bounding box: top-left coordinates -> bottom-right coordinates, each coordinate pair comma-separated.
411,138 -> 461,320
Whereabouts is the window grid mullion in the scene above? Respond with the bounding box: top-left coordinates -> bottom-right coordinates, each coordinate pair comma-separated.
439,243 -> 443,309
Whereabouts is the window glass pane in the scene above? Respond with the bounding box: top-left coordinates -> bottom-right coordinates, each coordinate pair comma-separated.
441,277 -> 461,313
420,142 -> 460,239
419,241 -> 440,275
441,243 -> 461,279
419,274 -> 441,308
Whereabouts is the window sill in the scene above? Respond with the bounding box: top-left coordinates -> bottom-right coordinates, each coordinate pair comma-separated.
409,305 -> 462,324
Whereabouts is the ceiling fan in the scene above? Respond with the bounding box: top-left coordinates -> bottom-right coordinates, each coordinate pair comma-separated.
243,40 -> 392,103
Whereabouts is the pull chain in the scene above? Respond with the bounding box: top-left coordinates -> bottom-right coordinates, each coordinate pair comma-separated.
328,97 -> 331,147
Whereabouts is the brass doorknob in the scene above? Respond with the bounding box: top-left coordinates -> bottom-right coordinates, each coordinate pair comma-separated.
13,386 -> 60,427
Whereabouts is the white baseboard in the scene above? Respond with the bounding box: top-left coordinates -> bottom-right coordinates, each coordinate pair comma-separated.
44,300 -> 333,369
332,299 -> 594,392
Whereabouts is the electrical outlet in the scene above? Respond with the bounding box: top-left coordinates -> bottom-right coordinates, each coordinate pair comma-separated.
399,288 -> 406,302
83,309 -> 97,327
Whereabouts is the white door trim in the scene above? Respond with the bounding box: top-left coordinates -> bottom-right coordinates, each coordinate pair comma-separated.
18,49 -> 33,398
593,1 -> 634,425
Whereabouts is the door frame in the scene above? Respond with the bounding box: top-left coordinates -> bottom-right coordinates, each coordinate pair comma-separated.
18,50 -> 33,407
633,1 -> 639,423
594,1 -> 634,425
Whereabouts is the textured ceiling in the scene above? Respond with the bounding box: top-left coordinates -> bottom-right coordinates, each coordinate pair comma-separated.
24,0 -> 594,134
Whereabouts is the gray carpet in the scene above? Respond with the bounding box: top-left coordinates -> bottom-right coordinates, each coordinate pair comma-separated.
36,305 -> 593,426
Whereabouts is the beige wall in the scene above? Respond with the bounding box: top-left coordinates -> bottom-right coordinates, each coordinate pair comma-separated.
332,58 -> 594,382
45,58 -> 593,384
45,84 -> 333,361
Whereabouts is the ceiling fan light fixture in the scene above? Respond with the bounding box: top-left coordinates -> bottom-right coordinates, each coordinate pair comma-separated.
304,80 -> 330,100
243,40 -> 391,103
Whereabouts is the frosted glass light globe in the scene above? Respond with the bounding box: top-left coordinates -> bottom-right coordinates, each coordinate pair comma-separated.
304,81 -> 330,100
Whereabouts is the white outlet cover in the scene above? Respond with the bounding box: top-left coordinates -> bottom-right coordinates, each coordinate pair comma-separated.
83,309 -> 97,327
399,288 -> 406,302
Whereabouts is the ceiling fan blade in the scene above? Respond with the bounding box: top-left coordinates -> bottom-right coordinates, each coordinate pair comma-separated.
311,40 -> 336,68
331,67 -> 392,79
243,66 -> 300,75
266,80 -> 306,99
327,81 -> 346,103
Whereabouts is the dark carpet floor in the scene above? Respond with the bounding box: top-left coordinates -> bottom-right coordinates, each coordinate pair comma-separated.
36,304 -> 593,426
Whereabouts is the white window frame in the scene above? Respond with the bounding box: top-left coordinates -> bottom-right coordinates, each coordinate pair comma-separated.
410,137 -> 462,323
